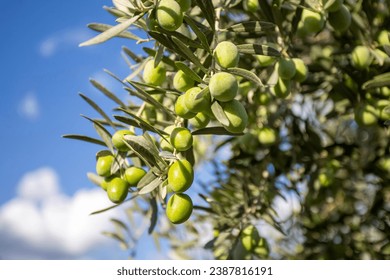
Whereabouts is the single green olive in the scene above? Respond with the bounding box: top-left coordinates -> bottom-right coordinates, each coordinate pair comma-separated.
209,72 -> 238,102
106,177 -> 129,204
143,59 -> 166,86
257,127 -> 277,145
220,99 -> 248,134
175,95 -> 197,119
278,57 -> 296,80
124,166 -> 146,187
167,159 -> 194,192
272,78 -> 291,99
183,87 -> 211,113
156,0 -> 183,31
214,41 -> 240,68
112,130 -> 135,152
166,193 -> 193,224
96,153 -> 115,177
354,104 -> 378,126
328,4 -> 351,33
160,125 -> 176,152
292,58 -> 308,82
351,46 -> 373,70
173,70 -> 195,92
170,127 -> 193,151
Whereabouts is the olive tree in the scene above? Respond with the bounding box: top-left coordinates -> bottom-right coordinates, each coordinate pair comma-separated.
64,0 -> 390,259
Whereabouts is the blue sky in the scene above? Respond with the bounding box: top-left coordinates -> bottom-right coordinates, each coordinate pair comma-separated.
0,0 -> 165,259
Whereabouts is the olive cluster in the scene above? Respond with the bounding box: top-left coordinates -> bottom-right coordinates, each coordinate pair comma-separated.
95,130 -> 146,204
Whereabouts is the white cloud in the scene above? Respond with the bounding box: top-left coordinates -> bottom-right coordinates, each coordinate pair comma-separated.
0,167 -> 125,259
18,92 -> 40,120
39,28 -> 90,57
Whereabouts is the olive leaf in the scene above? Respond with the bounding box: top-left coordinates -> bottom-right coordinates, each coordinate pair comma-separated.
79,14 -> 144,47
227,67 -> 263,87
122,46 -> 143,63
184,15 -> 212,53
148,197 -> 158,234
62,134 -> 106,147
123,135 -> 163,168
90,79 -> 126,107
237,44 -> 280,57
137,167 -> 159,189
79,93 -> 117,130
211,101 -> 230,127
143,47 -> 177,70
225,21 -> 276,33
175,62 -> 203,83
81,115 -> 115,153
362,72 -> 390,90
87,172 -> 104,187
138,177 -> 162,195
192,126 -> 243,136
87,23 -> 143,41
194,0 -> 216,31
90,194 -> 139,215
171,37 -> 208,74
102,231 -> 129,250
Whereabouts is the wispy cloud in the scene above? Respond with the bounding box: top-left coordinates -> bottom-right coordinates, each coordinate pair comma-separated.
0,167 -> 125,259
18,92 -> 40,121
39,28 -> 90,57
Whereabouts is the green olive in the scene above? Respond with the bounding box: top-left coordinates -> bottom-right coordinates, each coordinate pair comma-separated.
176,0 -> 192,12
209,72 -> 238,102
96,153 -> 115,177
220,99 -> 248,134
278,57 -> 296,80
351,46 -> 373,70
292,58 -> 308,82
167,159 -> 194,192
243,0 -> 259,13
143,59 -> 166,86
170,127 -> 193,151
124,166 -> 146,187
166,193 -> 193,224
214,41 -> 240,68
106,177 -> 129,204
258,127 -> 277,145
298,9 -> 325,35
183,87 -> 211,113
112,130 -> 135,152
156,0 -> 183,31
189,112 -> 210,129
173,70 -> 195,92
328,4 -> 351,33
354,104 -> 378,126
272,78 -> 291,99
256,55 -> 276,67
174,94 -> 197,119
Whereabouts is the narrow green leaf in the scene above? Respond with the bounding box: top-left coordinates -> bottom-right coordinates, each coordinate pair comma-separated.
87,172 -> 104,187
148,197 -> 158,234
175,62 -> 203,83
126,81 -> 175,118
79,93 -> 117,130
123,136 -> 158,168
122,46 -> 142,63
90,79 -> 126,107
192,126 -> 244,136
87,23 -> 142,41
195,86 -> 209,100
110,218 -> 130,233
211,102 -> 229,127
62,134 -> 106,147
227,67 -> 263,87
362,72 -> 390,90
155,26 -> 203,49
137,168 -> 159,188
194,0 -> 216,31
237,44 -> 280,56
225,21 -> 275,33
124,134 -> 165,167
138,177 -> 162,195
115,110 -> 167,139
90,194 -> 139,215
103,5 -> 128,18
81,115 -> 115,153
101,231 -> 129,249
184,15 -> 212,53
171,37 -> 208,73
154,44 -> 165,67
79,14 -> 144,47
